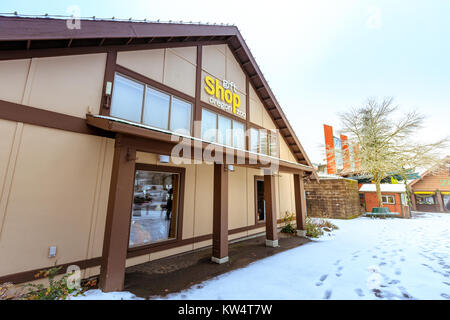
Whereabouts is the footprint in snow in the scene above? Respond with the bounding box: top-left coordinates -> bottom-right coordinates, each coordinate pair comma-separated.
395,268 -> 401,275
323,290 -> 332,299
316,274 -> 328,286
334,260 -> 341,266
355,288 -> 364,297
441,293 -> 450,299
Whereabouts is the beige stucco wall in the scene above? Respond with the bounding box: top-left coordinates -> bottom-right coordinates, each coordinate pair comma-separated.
0,54 -> 106,118
117,47 -> 197,97
0,120 -> 113,276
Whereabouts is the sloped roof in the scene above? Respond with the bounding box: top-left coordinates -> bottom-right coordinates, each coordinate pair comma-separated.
409,156 -> 450,187
0,15 -> 316,177
359,184 -> 406,193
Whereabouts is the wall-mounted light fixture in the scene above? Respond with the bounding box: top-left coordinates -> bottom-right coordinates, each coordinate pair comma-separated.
227,165 -> 235,172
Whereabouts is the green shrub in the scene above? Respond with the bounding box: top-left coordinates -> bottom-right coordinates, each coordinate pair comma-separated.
305,218 -> 324,238
1,267 -> 98,300
280,211 -> 296,234
305,218 -> 338,238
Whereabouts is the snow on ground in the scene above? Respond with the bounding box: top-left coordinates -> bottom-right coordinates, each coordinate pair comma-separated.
69,289 -> 144,300
75,212 -> 450,300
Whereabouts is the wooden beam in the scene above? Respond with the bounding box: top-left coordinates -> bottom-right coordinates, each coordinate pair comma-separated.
212,164 -> 229,263
264,173 -> 278,246
293,172 -> 306,234
193,45 -> 202,138
99,137 -> 136,292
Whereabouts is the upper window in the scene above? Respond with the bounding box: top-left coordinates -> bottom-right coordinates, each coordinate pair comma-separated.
250,127 -> 278,157
110,73 -> 192,135
382,195 -> 396,205
201,108 -> 245,149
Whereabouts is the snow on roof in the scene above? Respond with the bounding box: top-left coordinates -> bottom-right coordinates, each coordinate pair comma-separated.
359,184 -> 406,193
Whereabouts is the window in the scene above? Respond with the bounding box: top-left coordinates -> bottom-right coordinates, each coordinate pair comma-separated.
143,87 -> 170,129
110,73 -> 192,134
416,195 -> 435,205
170,97 -> 192,135
233,121 -> 245,150
250,127 -> 278,157
250,128 -> 259,153
382,195 -> 396,205
110,74 -> 144,123
129,168 -> 181,248
201,108 -> 245,149
218,115 -> 232,146
201,108 -> 217,143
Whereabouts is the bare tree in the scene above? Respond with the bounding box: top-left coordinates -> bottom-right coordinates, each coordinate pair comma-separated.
340,97 -> 448,207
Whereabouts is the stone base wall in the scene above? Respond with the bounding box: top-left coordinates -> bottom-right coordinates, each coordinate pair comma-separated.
305,178 -> 363,219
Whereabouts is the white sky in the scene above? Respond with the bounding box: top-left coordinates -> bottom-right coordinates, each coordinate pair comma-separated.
2,0 -> 450,163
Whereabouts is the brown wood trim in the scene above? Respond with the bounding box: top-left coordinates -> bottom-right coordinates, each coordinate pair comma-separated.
200,102 -> 247,124
115,64 -> 195,104
86,115 -> 315,174
0,99 -> 114,138
193,45 -> 203,138
99,138 -> 136,292
212,163 -> 229,259
294,172 -> 306,230
0,40 -> 229,61
0,257 -> 102,285
245,75 -> 250,150
99,51 -> 117,116
264,174 -> 278,241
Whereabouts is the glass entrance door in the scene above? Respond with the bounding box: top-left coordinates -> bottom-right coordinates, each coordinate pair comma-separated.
256,178 -> 265,222
129,169 -> 180,248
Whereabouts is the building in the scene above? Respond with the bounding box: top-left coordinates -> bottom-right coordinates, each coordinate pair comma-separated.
359,184 -> 410,217
0,16 -> 317,292
409,157 -> 450,212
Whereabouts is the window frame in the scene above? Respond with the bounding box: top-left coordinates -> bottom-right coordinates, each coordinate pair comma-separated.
249,125 -> 279,157
127,163 -> 186,254
381,195 -> 396,205
200,107 -> 246,150
110,72 -> 193,135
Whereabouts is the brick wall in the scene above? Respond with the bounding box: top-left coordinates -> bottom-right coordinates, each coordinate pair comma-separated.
305,178 -> 362,219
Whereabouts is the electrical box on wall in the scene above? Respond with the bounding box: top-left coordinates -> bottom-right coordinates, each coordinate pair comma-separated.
48,246 -> 57,258
159,155 -> 170,163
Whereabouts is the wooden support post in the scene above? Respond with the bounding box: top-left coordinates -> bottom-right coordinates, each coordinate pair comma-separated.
212,163 -> 229,263
437,191 -> 445,212
410,193 -> 417,211
193,45 -> 202,139
264,173 -> 278,247
294,172 -> 307,237
99,136 -> 136,292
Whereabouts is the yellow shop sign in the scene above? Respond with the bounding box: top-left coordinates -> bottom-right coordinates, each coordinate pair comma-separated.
204,76 -> 246,119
